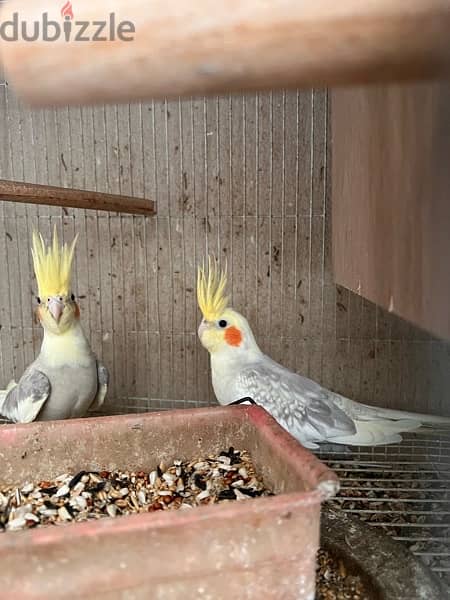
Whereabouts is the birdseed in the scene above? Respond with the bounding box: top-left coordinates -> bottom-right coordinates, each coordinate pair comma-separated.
316,548 -> 372,600
0,447 -> 273,533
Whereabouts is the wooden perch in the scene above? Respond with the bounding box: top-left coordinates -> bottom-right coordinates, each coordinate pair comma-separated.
0,180 -> 155,216
0,0 -> 449,107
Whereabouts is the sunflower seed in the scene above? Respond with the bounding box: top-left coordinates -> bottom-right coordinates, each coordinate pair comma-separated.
24,513 -> 39,523
21,483 -> 34,494
7,517 -> 26,530
73,496 -> 88,511
196,490 -> 210,501
56,485 -> 70,498
58,506 -> 72,521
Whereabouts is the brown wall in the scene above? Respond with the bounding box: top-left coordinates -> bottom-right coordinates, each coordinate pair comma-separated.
332,82 -> 450,341
0,82 -> 448,416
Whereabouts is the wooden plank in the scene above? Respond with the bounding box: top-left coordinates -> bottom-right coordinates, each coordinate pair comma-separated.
294,218 -> 311,340
179,99 -> 195,218
269,216 -> 283,335
109,216 -> 126,401
117,105 -> 133,197
243,217 -> 258,331
231,95 -> 245,217
57,106 -> 73,195
153,101 -> 169,217
203,97 -> 218,218
0,179 -> 155,215
271,91 -> 284,218
166,98 -> 182,218
85,214 -> 102,339
311,89 -> 327,217
183,216 -> 197,334
3,85 -> 23,217
243,94 -> 257,218
217,96 -> 232,217
257,93 -> 272,218
332,82 -> 450,340
129,103 -> 145,199
297,91 -> 313,216
256,217 -> 271,334
281,217 -> 296,339
283,91 -> 298,218
2,0 -> 450,107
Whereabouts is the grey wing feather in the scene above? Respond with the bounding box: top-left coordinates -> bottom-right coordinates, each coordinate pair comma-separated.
233,360 -> 356,444
0,369 -> 50,423
89,361 -> 109,411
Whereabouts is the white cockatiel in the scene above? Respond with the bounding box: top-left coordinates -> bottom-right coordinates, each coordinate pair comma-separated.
197,257 -> 450,448
0,227 -> 108,423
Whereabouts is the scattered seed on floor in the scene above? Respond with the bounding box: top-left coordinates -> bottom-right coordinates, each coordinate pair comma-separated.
316,548 -> 372,600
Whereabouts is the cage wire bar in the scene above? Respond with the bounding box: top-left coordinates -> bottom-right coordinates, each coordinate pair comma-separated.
316,427 -> 450,596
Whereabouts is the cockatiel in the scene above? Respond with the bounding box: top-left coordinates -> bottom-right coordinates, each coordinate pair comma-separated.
0,227 -> 108,423
197,257 -> 450,448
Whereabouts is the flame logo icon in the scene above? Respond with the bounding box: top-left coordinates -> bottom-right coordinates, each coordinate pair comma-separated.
61,1 -> 74,19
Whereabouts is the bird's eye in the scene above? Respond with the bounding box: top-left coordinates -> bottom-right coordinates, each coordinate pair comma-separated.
59,296 -> 63,302
71,294 -> 75,301
36,297 -> 41,304
218,319 -> 228,328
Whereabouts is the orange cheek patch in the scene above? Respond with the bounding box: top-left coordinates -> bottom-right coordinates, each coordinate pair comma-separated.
225,326 -> 242,347
74,303 -> 80,318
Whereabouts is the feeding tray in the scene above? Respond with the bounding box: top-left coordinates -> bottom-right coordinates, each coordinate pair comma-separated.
319,505 -> 446,600
0,405 -> 338,600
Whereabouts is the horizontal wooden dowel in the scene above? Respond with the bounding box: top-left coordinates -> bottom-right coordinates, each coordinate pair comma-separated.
0,1 -> 449,107
0,180 -> 156,216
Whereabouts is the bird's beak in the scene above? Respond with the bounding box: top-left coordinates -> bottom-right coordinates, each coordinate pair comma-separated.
48,297 -> 64,323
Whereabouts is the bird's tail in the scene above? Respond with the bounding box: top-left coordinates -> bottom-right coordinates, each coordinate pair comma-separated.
0,380 -> 16,416
357,402 -> 450,425
330,396 -> 450,446
331,418 -> 423,446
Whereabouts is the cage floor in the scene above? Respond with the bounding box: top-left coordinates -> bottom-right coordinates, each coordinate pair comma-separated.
316,427 -> 450,597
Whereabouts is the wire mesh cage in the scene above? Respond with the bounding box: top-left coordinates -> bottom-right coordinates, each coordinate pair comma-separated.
317,428 -> 450,595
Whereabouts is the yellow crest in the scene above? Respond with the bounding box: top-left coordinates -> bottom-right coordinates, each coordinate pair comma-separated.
197,255 -> 229,321
31,226 -> 78,298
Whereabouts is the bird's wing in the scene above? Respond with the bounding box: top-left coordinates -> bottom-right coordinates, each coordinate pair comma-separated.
0,368 -> 50,423
232,359 -> 356,444
89,360 -> 109,411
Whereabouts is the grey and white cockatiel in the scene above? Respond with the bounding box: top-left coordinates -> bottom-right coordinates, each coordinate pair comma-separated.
197,257 -> 450,449
0,227 -> 108,423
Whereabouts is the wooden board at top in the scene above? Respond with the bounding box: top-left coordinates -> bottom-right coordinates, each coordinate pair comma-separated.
331,82 -> 450,340
1,0 -> 450,107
